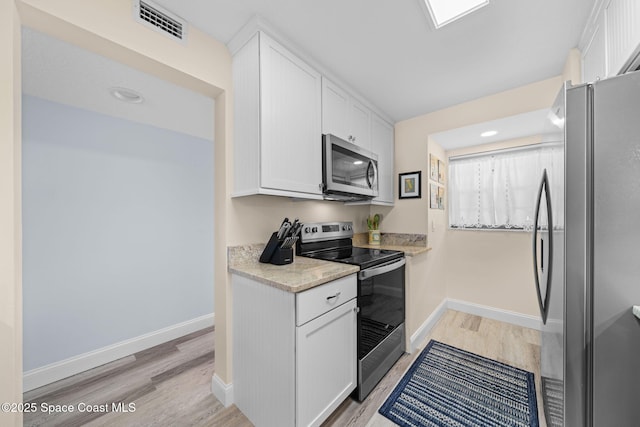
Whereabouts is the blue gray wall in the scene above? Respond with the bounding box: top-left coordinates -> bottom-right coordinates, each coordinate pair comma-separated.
22,95 -> 214,371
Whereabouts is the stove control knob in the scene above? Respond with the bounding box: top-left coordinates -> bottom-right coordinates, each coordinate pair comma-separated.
304,227 -> 310,233
312,227 -> 318,233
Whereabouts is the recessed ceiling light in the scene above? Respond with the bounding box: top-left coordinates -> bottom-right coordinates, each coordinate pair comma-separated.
109,87 -> 144,104
423,0 -> 489,28
481,130 -> 498,137
353,160 -> 364,165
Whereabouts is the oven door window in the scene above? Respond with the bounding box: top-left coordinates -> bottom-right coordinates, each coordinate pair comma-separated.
358,263 -> 405,358
332,145 -> 377,190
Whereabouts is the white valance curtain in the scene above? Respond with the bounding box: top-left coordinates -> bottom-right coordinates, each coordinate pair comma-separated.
449,145 -> 563,230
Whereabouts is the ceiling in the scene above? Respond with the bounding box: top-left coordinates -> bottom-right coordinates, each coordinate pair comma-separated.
156,0 -> 595,122
21,27 -> 214,141
21,1 -> 595,149
430,109 -> 553,150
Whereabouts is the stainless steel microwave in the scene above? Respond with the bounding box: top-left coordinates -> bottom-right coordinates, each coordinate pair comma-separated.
322,134 -> 378,200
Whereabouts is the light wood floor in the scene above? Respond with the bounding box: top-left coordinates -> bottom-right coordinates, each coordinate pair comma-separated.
23,327 -> 250,427
360,310 -> 546,427
24,310 -> 544,427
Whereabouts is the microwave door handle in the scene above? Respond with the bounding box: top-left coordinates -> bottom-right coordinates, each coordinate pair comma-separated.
372,160 -> 378,188
365,160 -> 378,190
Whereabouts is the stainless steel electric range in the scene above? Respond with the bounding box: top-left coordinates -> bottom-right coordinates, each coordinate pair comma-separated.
296,221 -> 406,401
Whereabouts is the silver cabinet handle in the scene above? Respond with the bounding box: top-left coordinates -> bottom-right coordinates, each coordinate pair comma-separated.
326,292 -> 341,301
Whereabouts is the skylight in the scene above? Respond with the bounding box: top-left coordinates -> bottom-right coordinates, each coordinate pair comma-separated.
423,0 -> 489,28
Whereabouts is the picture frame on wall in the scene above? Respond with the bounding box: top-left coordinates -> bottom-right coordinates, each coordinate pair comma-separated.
438,160 -> 446,184
430,154 -> 439,181
437,186 -> 445,209
430,183 -> 438,208
399,171 -> 422,199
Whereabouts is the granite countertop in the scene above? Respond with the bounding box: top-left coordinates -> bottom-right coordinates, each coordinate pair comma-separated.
353,232 -> 431,256
228,244 -> 359,293
354,243 -> 431,256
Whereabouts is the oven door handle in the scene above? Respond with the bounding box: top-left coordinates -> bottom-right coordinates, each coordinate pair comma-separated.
358,258 -> 406,280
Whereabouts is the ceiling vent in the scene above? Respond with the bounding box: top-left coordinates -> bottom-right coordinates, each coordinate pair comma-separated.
133,0 -> 187,42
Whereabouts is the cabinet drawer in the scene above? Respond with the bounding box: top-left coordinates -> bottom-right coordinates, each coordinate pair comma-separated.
296,274 -> 356,326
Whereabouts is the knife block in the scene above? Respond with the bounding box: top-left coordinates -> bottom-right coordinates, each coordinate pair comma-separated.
259,232 -> 294,265
269,246 -> 293,265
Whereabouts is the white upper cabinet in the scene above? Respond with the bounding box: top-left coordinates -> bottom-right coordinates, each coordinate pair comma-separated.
605,0 -> 640,75
581,0 -> 640,82
371,113 -> 395,205
232,26 -> 394,203
322,78 -> 371,151
233,31 -> 323,198
582,11 -> 607,83
321,79 -> 350,140
348,99 -> 372,152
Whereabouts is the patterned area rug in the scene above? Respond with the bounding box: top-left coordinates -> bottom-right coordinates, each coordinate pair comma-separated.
379,340 -> 539,427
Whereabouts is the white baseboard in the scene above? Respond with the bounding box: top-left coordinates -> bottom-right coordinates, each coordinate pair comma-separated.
447,299 -> 542,331
409,299 -> 448,353
211,373 -> 234,407
409,298 -> 542,354
23,313 -> 215,392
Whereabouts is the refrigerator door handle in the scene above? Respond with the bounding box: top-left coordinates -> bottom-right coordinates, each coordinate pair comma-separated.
532,169 -> 553,325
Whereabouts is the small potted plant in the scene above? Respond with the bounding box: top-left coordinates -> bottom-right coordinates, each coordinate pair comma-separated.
367,213 -> 381,245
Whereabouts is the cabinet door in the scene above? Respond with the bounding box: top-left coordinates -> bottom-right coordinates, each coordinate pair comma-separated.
322,78 -> 371,150
321,78 -> 350,140
605,0 -> 640,75
349,99 -> 371,151
582,11 -> 607,83
371,114 -> 394,204
296,299 -> 357,427
260,33 -> 322,195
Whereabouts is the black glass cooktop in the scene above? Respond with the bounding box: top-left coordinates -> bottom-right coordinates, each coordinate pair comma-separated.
302,246 -> 404,269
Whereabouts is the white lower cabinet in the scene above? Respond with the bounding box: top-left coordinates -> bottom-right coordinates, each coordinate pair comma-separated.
233,274 -> 357,427
296,299 -> 357,427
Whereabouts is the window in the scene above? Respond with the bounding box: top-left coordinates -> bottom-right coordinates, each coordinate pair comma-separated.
423,0 -> 489,28
448,144 -> 563,230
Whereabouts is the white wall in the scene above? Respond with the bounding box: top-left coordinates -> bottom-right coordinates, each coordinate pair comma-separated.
0,2 -> 22,423
389,76 -> 565,339
22,95 -> 214,371
229,196 -> 370,246
1,0 -> 231,416
443,136 -> 544,316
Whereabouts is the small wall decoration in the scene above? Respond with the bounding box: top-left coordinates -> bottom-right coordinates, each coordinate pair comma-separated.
430,184 -> 438,208
438,159 -> 446,184
430,154 -> 439,181
437,186 -> 445,209
399,171 -> 422,199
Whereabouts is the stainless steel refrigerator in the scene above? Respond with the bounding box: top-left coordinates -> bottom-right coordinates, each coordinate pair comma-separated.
533,70 -> 640,427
